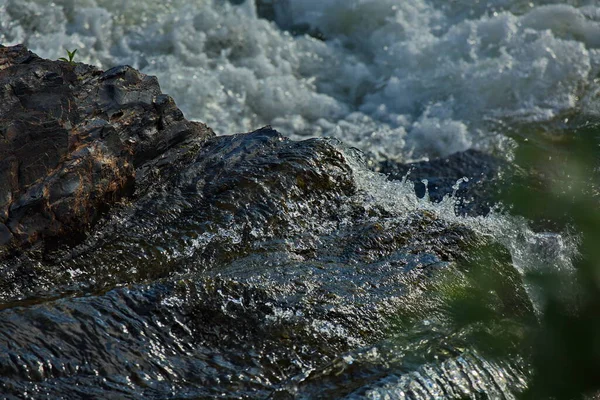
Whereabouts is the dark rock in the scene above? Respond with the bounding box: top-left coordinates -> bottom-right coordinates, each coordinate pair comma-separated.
0,126 -> 532,398
0,46 -> 533,399
379,150 -> 507,216
255,0 -> 327,40
0,224 -> 10,246
0,44 -> 214,252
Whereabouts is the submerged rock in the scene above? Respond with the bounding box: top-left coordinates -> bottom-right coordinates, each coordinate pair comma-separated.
380,150 -> 507,216
0,46 -> 535,398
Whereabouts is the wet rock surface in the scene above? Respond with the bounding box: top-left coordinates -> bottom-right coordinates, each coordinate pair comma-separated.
0,47 -> 534,398
0,44 -> 213,252
380,150 -> 507,216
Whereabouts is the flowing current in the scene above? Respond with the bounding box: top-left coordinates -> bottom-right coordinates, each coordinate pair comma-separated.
2,0 -> 600,160
0,0 -> 596,398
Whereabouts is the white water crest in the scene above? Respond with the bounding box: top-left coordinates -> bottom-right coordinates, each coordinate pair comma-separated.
340,143 -> 578,316
2,0 -> 599,161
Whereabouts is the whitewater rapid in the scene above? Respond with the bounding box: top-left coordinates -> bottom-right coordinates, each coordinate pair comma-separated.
2,0 -> 599,161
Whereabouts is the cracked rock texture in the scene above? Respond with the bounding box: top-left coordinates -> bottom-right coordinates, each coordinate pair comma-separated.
0,44 -> 213,251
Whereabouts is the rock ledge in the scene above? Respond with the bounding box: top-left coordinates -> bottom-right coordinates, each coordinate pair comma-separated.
0,45 -> 214,250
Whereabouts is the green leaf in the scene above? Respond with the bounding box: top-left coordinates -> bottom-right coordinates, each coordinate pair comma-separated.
67,49 -> 77,61
59,48 -> 78,65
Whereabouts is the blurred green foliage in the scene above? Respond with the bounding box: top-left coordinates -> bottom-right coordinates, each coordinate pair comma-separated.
508,121 -> 600,399
388,119 -> 600,398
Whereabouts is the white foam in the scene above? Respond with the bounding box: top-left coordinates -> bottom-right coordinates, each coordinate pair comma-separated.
2,0 -> 599,160
342,147 -> 577,312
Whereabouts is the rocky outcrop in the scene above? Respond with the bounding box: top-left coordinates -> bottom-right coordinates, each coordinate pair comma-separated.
0,46 -> 533,399
0,44 -> 213,251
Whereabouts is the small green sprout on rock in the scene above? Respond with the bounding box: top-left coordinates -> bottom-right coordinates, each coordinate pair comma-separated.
59,49 -> 77,65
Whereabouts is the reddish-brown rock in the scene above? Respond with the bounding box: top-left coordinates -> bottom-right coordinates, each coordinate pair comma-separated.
0,45 -> 214,250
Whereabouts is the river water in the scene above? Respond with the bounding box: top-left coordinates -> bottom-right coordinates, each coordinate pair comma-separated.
3,0 -> 599,160
0,0 -> 598,398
